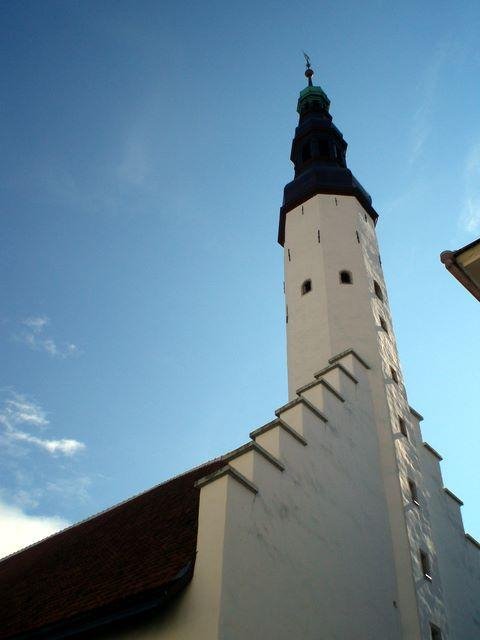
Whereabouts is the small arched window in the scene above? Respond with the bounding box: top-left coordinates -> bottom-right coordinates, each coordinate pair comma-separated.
340,270 -> 352,284
302,142 -> 312,162
301,279 -> 312,295
374,280 -> 384,301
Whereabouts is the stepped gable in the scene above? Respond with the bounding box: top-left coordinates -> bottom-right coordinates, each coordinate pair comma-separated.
0,459 -> 224,640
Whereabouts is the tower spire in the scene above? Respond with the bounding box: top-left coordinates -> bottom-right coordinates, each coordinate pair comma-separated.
303,51 -> 314,86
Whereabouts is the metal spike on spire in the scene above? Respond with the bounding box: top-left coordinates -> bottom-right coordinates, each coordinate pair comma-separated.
302,51 -> 314,86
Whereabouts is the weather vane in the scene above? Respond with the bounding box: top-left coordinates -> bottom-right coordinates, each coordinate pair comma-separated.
302,51 -> 314,86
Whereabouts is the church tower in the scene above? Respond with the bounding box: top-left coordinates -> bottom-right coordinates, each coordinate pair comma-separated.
278,62 -> 479,640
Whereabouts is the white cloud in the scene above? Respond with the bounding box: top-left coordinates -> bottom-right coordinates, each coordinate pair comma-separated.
459,142 -> 480,234
0,498 -> 68,559
0,391 -> 85,457
22,316 -> 49,331
16,316 -> 80,359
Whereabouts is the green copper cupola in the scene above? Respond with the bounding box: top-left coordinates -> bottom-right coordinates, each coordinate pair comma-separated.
278,61 -> 378,245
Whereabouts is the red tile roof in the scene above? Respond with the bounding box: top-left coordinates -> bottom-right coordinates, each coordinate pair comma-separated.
0,459 -> 224,639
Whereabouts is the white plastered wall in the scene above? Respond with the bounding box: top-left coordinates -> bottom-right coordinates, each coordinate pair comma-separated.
283,194 -> 445,638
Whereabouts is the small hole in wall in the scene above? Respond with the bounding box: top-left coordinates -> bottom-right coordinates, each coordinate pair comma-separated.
334,197 -> 338,206
340,270 -> 352,284
288,249 -> 291,262
379,316 -> 388,333
301,205 -> 304,215
390,367 -> 399,383
301,279 -> 312,295
317,229 -> 321,243
374,280 -> 384,301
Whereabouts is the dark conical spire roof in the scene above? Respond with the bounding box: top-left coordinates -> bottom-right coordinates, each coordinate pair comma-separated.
277,62 -> 378,245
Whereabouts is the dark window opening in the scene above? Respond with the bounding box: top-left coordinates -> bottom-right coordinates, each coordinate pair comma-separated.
390,367 -> 399,384
301,205 -> 304,215
356,230 -> 360,243
378,254 -> 382,266
399,417 -> 408,438
364,213 -> 368,221
408,479 -> 420,506
420,550 -> 432,581
287,249 -> 291,262
301,279 -> 312,295
379,316 -> 388,333
430,623 -> 442,640
334,197 -> 338,206
374,280 -> 384,301
286,306 -> 288,324
317,229 -> 321,243
340,270 -> 353,284
302,142 -> 312,162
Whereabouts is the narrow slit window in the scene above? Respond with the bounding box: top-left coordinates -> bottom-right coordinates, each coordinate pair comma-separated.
301,279 -> 312,295
379,316 -> 388,333
430,623 -> 442,640
378,254 -> 382,266
356,230 -> 360,243
408,479 -> 420,506
288,249 -> 291,262
301,205 -> 304,215
317,229 -> 321,243
374,280 -> 384,301
286,306 -> 288,323
390,367 -> 399,384
340,270 -> 353,284
334,197 -> 338,206
399,417 -> 408,438
420,550 -> 432,581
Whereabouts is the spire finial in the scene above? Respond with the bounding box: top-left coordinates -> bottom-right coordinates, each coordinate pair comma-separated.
303,51 -> 314,86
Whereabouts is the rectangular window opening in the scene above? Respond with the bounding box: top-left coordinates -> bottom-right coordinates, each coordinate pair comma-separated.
420,550 -> 432,581
390,366 -> 399,384
408,479 -> 420,506
317,229 -> 321,243
356,230 -> 360,243
399,417 -> 408,439
288,249 -> 291,262
301,205 -> 304,215
430,623 -> 442,640
380,316 -> 388,333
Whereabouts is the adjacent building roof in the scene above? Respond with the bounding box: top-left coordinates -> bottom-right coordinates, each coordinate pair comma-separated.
0,459 -> 224,640
440,237 -> 480,302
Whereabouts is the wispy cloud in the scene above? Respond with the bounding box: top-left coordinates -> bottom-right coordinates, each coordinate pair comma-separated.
15,316 -> 80,359
0,391 -> 85,457
459,141 -> 480,234
409,42 -> 450,166
0,498 -> 68,559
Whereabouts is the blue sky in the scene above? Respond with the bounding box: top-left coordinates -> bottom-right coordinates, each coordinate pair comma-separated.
1,0 -> 479,555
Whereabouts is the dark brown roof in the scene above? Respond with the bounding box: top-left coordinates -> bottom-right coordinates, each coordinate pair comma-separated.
0,459 -> 224,639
